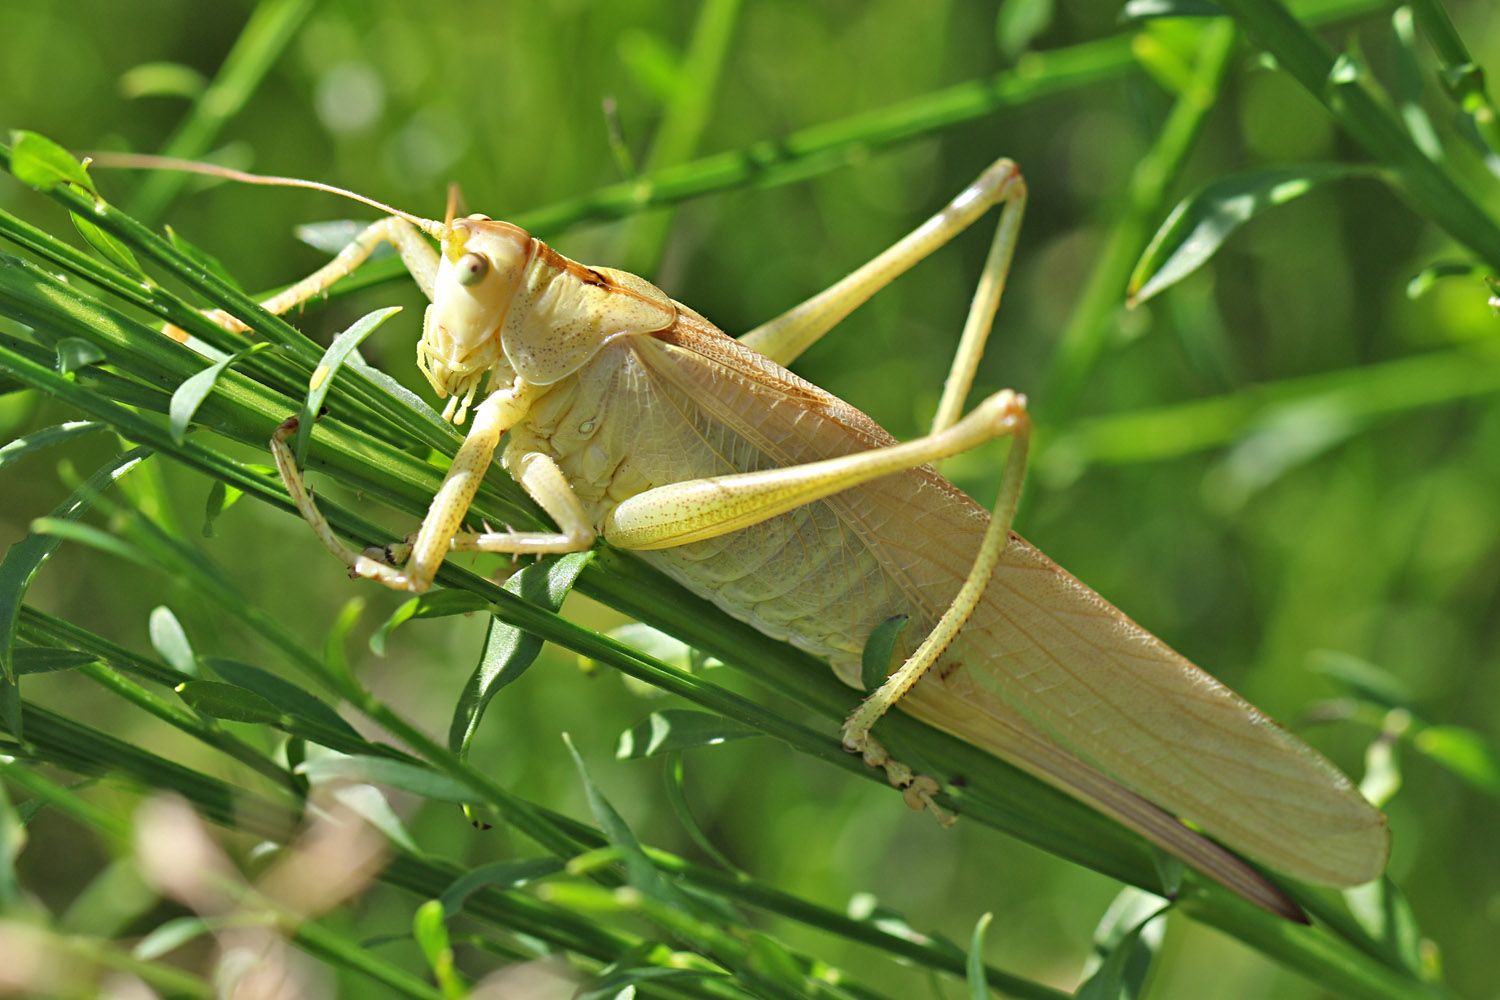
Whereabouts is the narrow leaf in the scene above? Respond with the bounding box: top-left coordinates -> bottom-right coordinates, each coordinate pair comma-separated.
119,62 -> 208,101
449,552 -> 592,757
0,777 -> 23,907
176,680 -> 282,724
148,606 -> 197,678
412,899 -> 455,983
295,220 -> 395,258
967,911 -> 993,1000
1343,878 -> 1422,976
168,342 -> 272,444
1077,889 -> 1169,1000
8,130 -> 96,195
996,0 -> 1054,60
1119,0 -> 1226,19
563,734 -> 697,913
1129,165 -> 1379,305
1412,724 -> 1500,795
205,657 -> 360,739
370,589 -> 490,656
616,710 -> 761,759
71,212 -> 146,279
438,858 -> 565,916
132,916 -> 214,960
165,225 -> 241,293
324,597 -> 364,686
13,647 -> 97,675
1405,261 -> 1485,299
0,421 -> 105,471
30,517 -> 153,568
1308,651 -> 1413,708
860,614 -> 910,692
202,479 -> 245,537
295,306 -> 401,465
328,782 -> 420,853
591,622 -> 720,673
662,754 -> 743,875
55,338 -> 105,376
296,754 -> 475,803
0,447 -> 146,730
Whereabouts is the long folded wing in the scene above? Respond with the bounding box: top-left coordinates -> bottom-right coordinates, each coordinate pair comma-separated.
640,315 -> 1388,889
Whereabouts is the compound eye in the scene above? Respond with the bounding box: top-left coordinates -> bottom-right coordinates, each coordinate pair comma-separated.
455,252 -> 490,287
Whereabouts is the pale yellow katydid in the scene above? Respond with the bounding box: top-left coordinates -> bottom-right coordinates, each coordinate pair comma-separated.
120,154 -> 1388,921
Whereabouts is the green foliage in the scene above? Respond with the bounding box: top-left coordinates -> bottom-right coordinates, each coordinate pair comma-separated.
1,2 -> 1497,998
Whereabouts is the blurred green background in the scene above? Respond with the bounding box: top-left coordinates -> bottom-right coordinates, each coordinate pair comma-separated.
2,0 -> 1499,997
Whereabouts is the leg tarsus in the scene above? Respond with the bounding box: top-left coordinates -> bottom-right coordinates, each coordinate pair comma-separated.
850,732 -> 956,826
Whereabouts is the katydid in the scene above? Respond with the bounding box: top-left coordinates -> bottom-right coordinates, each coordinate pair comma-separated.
120,154 -> 1388,920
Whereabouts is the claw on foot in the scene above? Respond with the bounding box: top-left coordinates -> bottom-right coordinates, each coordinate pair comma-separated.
845,731 -> 955,826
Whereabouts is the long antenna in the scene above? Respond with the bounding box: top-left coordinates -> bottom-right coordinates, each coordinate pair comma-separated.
87,152 -> 445,238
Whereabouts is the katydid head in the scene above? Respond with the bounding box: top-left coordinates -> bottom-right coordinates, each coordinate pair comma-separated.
418,214 -> 533,423
422,215 -> 678,418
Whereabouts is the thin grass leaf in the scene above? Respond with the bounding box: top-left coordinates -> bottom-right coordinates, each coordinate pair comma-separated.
1361,726 -> 1402,808
296,754 -> 475,803
616,710 -> 761,759
370,590 -> 492,656
120,62 -> 209,101
175,679 -> 282,724
413,899 -> 465,999
13,647 -> 98,675
0,421 -> 105,470
575,967 -> 725,1000
449,552 -> 592,757
1120,0 -> 1227,18
997,0 -> 1055,59
165,225 -> 242,293
589,622 -> 721,674
0,448 -> 146,709
8,130 -> 96,195
1391,7 -> 1443,161
1077,890 -> 1169,1000
1309,651 -> 1414,708
204,657 -> 360,739
133,915 -> 214,960
201,478 -> 245,536
1343,878 -> 1423,978
967,912 -> 993,1000
563,734 -> 699,915
662,754 -> 744,875
1129,165 -> 1382,304
71,211 -> 146,280
148,606 -> 197,678
168,341 -> 273,444
328,781 -> 420,854
859,614 -> 910,692
0,777 -> 21,907
54,338 -> 104,376
30,516 -> 155,568
295,306 -> 401,465
1405,260 -> 1486,298
323,597 -> 364,686
1411,724 -> 1500,796
294,220 -> 394,257
125,0 -> 317,222
438,858 -> 565,917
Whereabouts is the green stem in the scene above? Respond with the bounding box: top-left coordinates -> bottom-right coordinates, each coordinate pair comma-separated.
126,0 -> 317,223
1218,0 -> 1500,267
1043,18 -> 1240,419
